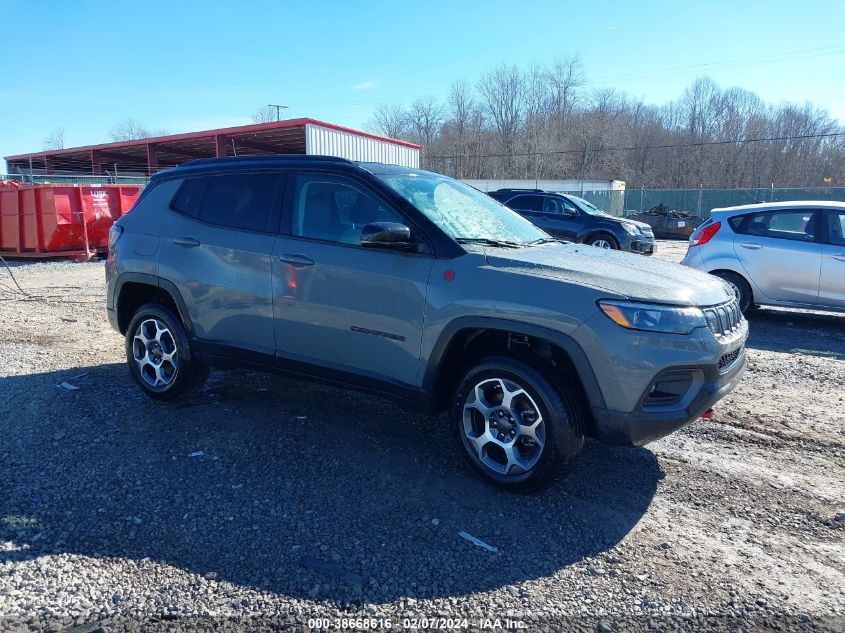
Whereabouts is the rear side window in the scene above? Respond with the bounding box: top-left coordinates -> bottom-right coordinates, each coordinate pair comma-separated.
825,211 -> 845,246
171,178 -> 206,217
508,195 -> 542,212
197,173 -> 280,232
734,210 -> 817,242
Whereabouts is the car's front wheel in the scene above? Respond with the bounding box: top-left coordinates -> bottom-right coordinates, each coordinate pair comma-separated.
588,233 -> 619,249
451,356 -> 585,491
125,303 -> 208,400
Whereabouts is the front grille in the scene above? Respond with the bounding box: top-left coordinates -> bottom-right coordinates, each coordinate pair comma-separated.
718,348 -> 742,370
704,299 -> 743,337
641,227 -> 654,237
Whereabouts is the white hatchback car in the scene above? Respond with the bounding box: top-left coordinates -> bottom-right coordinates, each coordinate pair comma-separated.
681,201 -> 845,314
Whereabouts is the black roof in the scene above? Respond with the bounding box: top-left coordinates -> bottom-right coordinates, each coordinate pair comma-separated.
180,154 -> 354,168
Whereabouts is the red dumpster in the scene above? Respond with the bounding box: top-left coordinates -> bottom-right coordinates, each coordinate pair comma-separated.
0,181 -> 141,258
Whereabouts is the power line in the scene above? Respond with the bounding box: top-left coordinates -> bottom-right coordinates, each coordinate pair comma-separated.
426,131 -> 845,162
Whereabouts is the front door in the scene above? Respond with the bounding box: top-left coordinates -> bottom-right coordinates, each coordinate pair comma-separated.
732,209 -> 822,305
272,172 -> 434,388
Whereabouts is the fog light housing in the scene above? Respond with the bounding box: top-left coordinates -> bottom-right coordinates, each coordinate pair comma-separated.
643,371 -> 694,406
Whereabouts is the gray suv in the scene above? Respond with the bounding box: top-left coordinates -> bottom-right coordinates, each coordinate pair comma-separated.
106,156 -> 747,490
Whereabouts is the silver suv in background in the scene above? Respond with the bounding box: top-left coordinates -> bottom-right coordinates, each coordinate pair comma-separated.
682,201 -> 845,314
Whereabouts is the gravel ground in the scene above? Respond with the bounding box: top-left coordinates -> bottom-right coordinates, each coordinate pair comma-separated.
1,241 -> 843,632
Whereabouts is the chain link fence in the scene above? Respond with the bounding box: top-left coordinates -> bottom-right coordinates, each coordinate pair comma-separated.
568,187 -> 845,219
1,174 -> 149,186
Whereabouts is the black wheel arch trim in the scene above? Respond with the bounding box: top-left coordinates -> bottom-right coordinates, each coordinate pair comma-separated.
113,272 -> 195,337
422,316 -> 606,410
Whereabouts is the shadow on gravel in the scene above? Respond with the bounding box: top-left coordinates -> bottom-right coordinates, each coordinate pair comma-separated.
0,362 -> 661,603
745,308 -> 845,359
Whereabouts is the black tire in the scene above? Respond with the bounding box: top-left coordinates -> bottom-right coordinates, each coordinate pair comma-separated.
450,355 -> 585,492
587,233 -> 619,250
125,303 -> 208,401
712,271 -> 754,313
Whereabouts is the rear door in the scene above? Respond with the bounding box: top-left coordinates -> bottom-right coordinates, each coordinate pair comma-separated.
272,171 -> 434,388
732,209 -> 822,305
819,209 -> 845,308
158,171 -> 282,358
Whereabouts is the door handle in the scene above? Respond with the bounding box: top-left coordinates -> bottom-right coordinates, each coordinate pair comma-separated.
277,254 -> 315,268
173,236 -> 201,248
833,254 -> 845,262
739,242 -> 763,250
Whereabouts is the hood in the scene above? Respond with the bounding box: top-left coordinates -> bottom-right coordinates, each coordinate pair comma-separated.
596,215 -> 652,231
483,243 -> 733,307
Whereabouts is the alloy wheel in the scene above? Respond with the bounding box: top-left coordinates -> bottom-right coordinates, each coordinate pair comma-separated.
591,238 -> 612,249
132,318 -> 179,388
462,377 -> 546,477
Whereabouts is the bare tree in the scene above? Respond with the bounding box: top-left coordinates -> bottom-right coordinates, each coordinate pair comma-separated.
42,127 -> 65,151
478,64 -> 524,174
407,97 -> 443,168
251,105 -> 278,124
109,119 -> 166,141
362,59 -> 845,188
367,103 -> 410,140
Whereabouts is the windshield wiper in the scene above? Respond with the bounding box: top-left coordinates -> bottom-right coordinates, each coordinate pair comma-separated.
527,237 -> 568,246
455,237 -> 524,248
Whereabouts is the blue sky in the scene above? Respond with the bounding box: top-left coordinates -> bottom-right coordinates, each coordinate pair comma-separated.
2,0 -> 845,162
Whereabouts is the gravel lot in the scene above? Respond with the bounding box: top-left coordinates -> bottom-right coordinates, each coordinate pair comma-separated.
1,241 -> 844,631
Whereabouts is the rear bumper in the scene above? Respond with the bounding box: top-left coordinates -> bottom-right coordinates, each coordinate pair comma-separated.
589,351 -> 745,446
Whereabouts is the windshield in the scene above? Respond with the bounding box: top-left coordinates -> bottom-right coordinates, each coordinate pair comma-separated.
377,172 -> 549,245
568,195 -> 609,216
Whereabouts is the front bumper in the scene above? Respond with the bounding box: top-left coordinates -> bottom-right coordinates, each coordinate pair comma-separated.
590,349 -> 746,446
622,234 -> 656,255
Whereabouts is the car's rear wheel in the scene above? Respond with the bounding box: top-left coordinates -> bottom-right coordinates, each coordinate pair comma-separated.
125,303 -> 208,400
712,271 -> 754,313
588,233 -> 619,250
451,356 -> 585,491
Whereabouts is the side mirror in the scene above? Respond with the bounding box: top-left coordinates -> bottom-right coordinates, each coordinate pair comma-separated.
361,222 -> 417,251
563,207 -> 578,217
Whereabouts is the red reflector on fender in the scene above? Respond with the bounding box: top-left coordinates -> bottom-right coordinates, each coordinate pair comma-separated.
700,408 -> 714,419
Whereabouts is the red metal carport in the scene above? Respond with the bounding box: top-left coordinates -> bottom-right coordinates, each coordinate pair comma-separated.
4,118 -> 420,177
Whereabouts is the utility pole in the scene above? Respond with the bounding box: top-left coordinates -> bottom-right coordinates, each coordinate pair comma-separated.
268,104 -> 288,121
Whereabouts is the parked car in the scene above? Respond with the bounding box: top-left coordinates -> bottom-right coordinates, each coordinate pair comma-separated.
627,203 -> 705,239
486,188 -> 656,254
682,201 -> 845,314
107,157 -> 746,490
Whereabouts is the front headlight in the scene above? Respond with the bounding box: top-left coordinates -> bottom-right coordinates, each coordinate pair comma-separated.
621,223 -> 640,235
598,300 -> 706,334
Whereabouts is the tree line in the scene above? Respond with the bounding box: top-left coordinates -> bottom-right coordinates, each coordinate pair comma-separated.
366,58 -> 845,189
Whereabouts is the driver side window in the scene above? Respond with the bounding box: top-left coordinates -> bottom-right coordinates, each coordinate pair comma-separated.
291,174 -> 402,245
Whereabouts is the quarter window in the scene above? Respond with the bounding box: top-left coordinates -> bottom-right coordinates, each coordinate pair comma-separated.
291,174 -> 403,245
507,195 -> 542,212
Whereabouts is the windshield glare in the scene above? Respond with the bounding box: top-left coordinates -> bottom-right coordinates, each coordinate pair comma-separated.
377,173 -> 549,245
569,195 -> 608,216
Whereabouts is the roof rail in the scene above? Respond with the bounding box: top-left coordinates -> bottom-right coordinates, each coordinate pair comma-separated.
490,187 -> 544,193
180,154 -> 354,167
